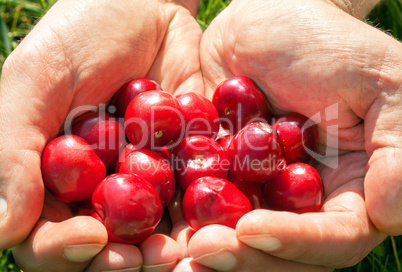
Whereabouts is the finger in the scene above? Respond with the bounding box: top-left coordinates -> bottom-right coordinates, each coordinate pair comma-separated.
365,83 -> 402,235
173,258 -> 215,272
147,3 -> 204,96
0,151 -> 44,249
365,147 -> 402,235
188,224 -> 331,272
85,243 -> 143,272
199,10 -> 235,100
140,234 -> 184,272
168,189 -> 195,257
0,101 -> 45,248
171,222 -> 195,259
236,152 -> 386,268
12,216 -> 108,272
170,0 -> 201,17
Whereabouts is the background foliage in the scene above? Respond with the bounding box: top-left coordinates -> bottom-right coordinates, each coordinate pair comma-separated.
0,0 -> 401,271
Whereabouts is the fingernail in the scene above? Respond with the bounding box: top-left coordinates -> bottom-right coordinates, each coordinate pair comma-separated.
0,195 -> 7,219
102,267 -> 141,272
64,243 -> 104,262
238,234 -> 281,252
194,248 -> 236,271
142,260 -> 177,272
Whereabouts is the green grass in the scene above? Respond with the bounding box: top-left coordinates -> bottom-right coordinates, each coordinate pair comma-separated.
0,0 -> 56,69
0,0 -> 401,271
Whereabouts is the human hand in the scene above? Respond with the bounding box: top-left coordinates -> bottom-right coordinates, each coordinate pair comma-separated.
0,0 -> 202,269
180,0 -> 402,270
12,190 -> 184,272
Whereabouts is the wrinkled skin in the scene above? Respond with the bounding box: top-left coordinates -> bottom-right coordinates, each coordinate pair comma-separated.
1,0 -> 402,271
177,0 -> 401,271
1,0 -> 201,270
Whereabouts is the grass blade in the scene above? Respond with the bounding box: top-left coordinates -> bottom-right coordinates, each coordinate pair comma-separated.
391,236 -> 401,272
0,15 -> 12,54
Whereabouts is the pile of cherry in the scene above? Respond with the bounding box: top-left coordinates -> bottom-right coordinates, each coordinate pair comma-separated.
41,76 -> 323,245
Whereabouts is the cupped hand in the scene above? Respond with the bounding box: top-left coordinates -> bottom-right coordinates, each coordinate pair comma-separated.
0,0 -> 202,264
12,191 -> 183,272
184,0 -> 402,270
171,154 -> 386,272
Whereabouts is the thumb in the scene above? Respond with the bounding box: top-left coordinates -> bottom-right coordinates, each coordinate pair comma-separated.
0,133 -> 45,249
199,12 -> 235,100
12,216 -> 108,272
365,131 -> 402,235
146,3 -> 204,96
366,147 -> 402,235
364,60 -> 402,236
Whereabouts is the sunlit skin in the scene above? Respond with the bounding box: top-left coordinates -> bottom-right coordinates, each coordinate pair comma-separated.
1,0 -> 202,270
2,0 -> 402,271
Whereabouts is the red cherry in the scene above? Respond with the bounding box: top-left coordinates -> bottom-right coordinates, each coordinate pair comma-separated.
217,134 -> 234,154
232,180 -> 265,209
92,173 -> 163,244
172,135 -> 228,191
157,145 -> 172,161
41,135 -> 106,202
115,143 -> 171,172
176,92 -> 220,139
109,78 -> 163,117
125,90 -> 182,150
272,113 -> 319,164
263,163 -> 323,213
71,111 -> 126,169
227,122 -> 286,183
183,177 -> 252,231
118,148 -> 175,207
212,76 -> 271,134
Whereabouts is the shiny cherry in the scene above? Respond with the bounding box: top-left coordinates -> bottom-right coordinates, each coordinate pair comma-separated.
172,135 -> 228,191
109,78 -> 163,117
263,163 -> 323,213
176,92 -> 220,139
272,112 -> 319,164
41,135 -> 106,202
217,134 -> 234,154
118,148 -> 175,207
227,122 -> 286,183
115,143 -> 171,172
183,177 -> 252,231
212,76 -> 271,134
232,180 -> 265,209
125,90 -> 182,150
92,173 -> 163,244
71,111 -> 126,169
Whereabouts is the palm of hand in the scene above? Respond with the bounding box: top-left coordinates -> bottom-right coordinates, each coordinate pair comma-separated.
191,0 -> 400,269
3,0 -> 202,270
